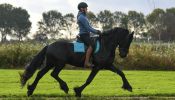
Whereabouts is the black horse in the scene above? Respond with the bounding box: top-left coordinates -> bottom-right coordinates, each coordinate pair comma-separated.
20,27 -> 134,97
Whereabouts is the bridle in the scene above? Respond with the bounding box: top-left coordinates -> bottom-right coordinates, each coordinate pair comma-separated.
118,34 -> 129,52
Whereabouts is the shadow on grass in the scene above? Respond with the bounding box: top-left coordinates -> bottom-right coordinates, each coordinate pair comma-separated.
1,93 -> 175,100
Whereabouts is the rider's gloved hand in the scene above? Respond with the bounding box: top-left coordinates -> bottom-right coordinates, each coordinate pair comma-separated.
96,30 -> 102,35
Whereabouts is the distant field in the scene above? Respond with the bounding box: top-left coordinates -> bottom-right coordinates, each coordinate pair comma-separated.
0,69 -> 175,99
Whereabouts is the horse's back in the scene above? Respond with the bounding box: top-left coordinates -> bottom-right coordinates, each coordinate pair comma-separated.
46,40 -> 85,67
46,40 -> 71,61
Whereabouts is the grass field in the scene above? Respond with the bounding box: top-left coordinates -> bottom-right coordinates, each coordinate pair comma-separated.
0,69 -> 175,99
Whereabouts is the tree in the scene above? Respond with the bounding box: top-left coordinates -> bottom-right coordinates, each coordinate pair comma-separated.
0,4 -> 13,42
37,10 -> 64,39
147,8 -> 165,24
33,33 -> 48,42
87,11 -> 98,27
0,3 -> 31,42
146,8 -> 165,40
11,7 -> 31,41
127,11 -> 145,35
162,8 -> 175,41
113,11 -> 128,29
62,13 -> 75,39
97,10 -> 114,30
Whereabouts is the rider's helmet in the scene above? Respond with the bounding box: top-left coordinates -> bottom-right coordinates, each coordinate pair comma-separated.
78,2 -> 88,10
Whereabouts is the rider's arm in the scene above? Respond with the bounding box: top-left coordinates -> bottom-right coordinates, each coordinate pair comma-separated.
79,15 -> 97,34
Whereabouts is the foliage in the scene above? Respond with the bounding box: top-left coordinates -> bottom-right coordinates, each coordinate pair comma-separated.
127,11 -> 145,35
0,69 -> 175,99
87,11 -> 98,27
97,10 -> 114,30
36,11 -> 76,40
163,8 -> 175,41
0,42 -> 43,68
116,42 -> 175,70
33,33 -> 48,43
146,8 -> 175,41
36,10 -> 64,39
146,8 -> 165,41
0,3 -> 31,42
0,3 -> 13,42
113,11 -> 128,29
62,13 -> 76,39
1,3 -> 175,41
33,7 -> 175,41
11,7 -> 31,41
146,8 -> 165,24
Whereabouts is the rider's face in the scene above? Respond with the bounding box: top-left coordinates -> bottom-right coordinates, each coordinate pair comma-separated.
80,7 -> 88,13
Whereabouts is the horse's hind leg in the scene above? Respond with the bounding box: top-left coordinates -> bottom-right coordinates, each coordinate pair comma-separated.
51,66 -> 69,94
27,66 -> 51,96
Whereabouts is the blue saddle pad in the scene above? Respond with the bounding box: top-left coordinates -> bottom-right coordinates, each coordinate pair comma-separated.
73,42 -> 85,52
73,41 -> 100,53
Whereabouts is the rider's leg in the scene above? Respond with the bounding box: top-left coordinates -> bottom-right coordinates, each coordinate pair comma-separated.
79,34 -> 93,68
85,45 -> 93,67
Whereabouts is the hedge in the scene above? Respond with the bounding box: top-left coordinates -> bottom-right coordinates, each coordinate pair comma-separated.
0,42 -> 175,70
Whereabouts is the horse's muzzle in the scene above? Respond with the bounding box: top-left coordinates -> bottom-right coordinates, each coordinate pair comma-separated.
119,48 -> 128,58
119,53 -> 127,58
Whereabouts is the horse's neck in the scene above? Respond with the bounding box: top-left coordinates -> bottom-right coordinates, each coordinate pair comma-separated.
100,36 -> 117,53
93,32 -> 121,64
95,37 -> 116,63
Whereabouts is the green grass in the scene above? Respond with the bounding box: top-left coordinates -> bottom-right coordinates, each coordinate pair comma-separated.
0,69 -> 175,99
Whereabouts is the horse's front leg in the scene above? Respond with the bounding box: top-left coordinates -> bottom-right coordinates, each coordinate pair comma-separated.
74,67 -> 100,97
105,65 -> 132,92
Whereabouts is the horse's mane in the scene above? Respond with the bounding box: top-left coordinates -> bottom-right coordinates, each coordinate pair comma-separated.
55,38 -> 73,43
102,27 -> 129,36
102,28 -> 115,34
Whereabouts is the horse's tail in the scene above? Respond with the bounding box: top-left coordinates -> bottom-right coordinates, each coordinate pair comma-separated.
19,46 -> 48,88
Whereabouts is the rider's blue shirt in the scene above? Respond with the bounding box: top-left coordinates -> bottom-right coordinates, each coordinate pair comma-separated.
77,12 -> 97,35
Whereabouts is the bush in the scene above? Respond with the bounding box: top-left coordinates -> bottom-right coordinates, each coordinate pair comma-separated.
0,42 -> 43,68
116,42 -> 175,70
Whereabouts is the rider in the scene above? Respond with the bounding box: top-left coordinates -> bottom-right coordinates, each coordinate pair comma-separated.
77,2 -> 101,68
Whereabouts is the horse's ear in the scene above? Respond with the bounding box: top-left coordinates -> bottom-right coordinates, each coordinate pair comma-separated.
128,31 -> 134,39
131,31 -> 134,35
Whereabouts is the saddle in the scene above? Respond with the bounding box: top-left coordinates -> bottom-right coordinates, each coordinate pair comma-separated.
73,35 -> 100,53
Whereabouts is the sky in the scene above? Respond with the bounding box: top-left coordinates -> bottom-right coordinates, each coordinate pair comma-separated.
0,0 -> 175,34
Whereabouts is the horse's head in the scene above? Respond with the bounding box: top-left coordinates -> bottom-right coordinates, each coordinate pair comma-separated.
118,31 -> 134,58
101,27 -> 134,58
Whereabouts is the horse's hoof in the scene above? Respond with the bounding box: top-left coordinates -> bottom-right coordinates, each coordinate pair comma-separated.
74,87 -> 82,97
27,90 -> 33,97
19,72 -> 26,88
122,84 -> 132,92
60,84 -> 69,94
27,84 -> 34,96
